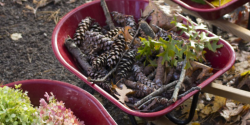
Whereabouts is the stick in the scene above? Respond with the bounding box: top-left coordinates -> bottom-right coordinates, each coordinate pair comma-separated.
177,86 -> 201,99
101,0 -> 115,29
171,58 -> 187,102
64,36 -> 93,76
134,80 -> 178,108
153,46 -> 165,86
204,0 -> 215,8
164,68 -> 175,85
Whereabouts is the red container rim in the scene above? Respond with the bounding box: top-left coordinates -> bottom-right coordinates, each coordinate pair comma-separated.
4,79 -> 117,124
52,0 -> 236,118
172,0 -> 243,12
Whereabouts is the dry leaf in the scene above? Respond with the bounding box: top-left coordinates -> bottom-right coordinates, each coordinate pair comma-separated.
220,101 -> 244,122
0,2 -> 5,6
114,84 -> 133,104
235,51 -> 250,62
142,0 -> 182,32
235,61 -> 250,74
241,110 -> 250,125
66,0 -> 76,4
200,96 -> 226,116
10,33 -> 22,41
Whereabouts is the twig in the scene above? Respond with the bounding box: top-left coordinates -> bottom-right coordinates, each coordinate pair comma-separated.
134,80 -> 178,108
139,96 -> 159,110
153,46 -> 165,86
64,36 -> 93,76
204,0 -> 215,8
101,0 -> 115,29
141,9 -> 155,21
164,68 -> 175,85
178,86 -> 201,99
171,58 -> 187,102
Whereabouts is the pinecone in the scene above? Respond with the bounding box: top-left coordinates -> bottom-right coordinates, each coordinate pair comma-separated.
133,64 -> 159,89
84,31 -> 114,52
125,15 -> 136,33
88,69 -> 112,93
105,27 -> 122,38
107,35 -> 126,67
91,52 -> 108,70
73,17 -> 93,46
116,50 -> 136,78
111,11 -> 126,26
90,22 -> 102,33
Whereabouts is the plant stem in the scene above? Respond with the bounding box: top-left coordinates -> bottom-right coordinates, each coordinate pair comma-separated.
178,86 -> 201,99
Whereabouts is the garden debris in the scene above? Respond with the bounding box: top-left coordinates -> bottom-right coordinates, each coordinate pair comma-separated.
220,100 -> 244,122
0,2 -> 5,6
142,0 -> 182,32
66,0 -> 76,4
114,84 -> 133,104
10,33 -> 22,41
241,110 -> 250,125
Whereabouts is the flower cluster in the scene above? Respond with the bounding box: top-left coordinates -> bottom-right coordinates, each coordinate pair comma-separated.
36,92 -> 85,125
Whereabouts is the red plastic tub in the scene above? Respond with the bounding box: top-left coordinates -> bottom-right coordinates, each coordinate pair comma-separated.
4,79 -> 117,125
171,0 -> 249,20
51,0 -> 235,118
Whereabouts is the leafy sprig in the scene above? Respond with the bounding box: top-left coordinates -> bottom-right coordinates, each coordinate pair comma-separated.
137,18 -> 223,69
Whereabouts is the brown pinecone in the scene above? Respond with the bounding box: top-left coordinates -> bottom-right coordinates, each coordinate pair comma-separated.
105,27 -> 122,38
90,22 -> 102,33
73,17 -> 93,46
133,64 -> 160,89
107,35 -> 126,67
111,11 -> 126,26
116,50 -> 136,78
84,31 -> 114,53
91,52 -> 108,70
88,69 -> 112,93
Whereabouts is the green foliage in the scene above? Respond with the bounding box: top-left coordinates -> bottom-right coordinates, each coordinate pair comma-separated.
0,85 -> 39,125
137,18 -> 223,69
191,0 -> 206,4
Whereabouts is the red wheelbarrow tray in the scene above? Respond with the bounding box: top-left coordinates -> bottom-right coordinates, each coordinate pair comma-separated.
3,79 -> 117,125
171,0 -> 249,20
51,0 -> 235,118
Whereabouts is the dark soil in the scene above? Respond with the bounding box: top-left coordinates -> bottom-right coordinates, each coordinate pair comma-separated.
0,0 -> 133,124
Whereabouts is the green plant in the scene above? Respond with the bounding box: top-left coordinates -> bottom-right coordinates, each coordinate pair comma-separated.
137,18 -> 223,69
0,85 -> 39,125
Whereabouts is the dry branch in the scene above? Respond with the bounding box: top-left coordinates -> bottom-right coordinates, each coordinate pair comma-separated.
64,37 -> 93,76
171,58 -> 187,102
101,0 -> 115,29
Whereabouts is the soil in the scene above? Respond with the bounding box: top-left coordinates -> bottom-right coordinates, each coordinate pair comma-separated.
0,0 -> 133,124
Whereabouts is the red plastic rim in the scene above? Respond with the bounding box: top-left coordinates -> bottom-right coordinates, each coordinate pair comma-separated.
52,0 -> 235,118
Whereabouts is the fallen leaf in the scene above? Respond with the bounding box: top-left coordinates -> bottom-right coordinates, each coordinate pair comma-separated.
235,61 -> 250,74
114,84 -> 133,104
241,110 -> 250,125
0,2 -> 5,6
220,101 -> 244,122
66,0 -> 76,4
200,96 -> 226,115
142,0 -> 182,32
10,33 -> 22,41
211,0 -> 232,7
235,51 -> 250,62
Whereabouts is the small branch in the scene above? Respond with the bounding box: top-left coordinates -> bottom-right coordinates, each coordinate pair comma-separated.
64,36 -> 93,76
178,86 -> 201,99
164,68 -> 175,85
101,0 -> 115,29
153,46 -> 165,86
134,80 -> 178,108
204,0 -> 215,8
171,58 -> 187,102
141,9 -> 155,21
